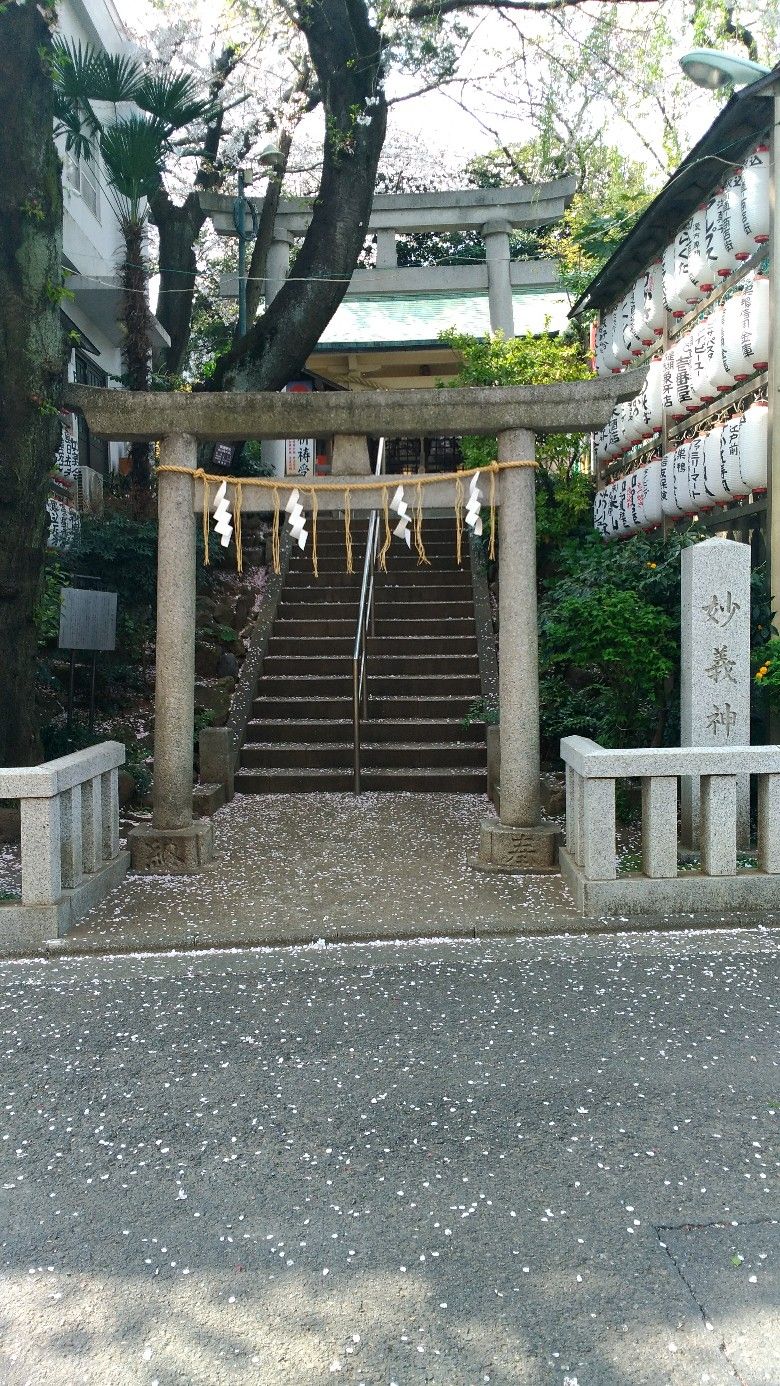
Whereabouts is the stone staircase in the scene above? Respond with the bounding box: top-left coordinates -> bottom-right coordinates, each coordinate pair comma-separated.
235,516 -> 486,792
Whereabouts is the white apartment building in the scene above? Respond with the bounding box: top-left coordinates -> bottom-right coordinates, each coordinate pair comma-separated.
54,0 -> 168,507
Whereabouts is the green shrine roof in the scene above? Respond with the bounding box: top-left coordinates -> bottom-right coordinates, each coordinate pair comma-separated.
314,287 -> 571,350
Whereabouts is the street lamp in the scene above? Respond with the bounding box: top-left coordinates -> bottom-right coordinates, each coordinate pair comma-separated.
233,147 -> 283,338
679,48 -> 771,90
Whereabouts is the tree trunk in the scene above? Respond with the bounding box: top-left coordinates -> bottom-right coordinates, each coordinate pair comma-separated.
150,190 -> 207,381
120,219 -> 152,487
213,0 -> 387,393
0,2 -> 66,767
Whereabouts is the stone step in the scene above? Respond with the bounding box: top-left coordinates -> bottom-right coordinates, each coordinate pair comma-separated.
263,652 -> 479,676
234,766 -> 486,793
258,673 -> 481,696
252,696 -> 355,719
245,717 -> 483,743
374,584 -> 472,601
240,741 -> 486,770
361,767 -> 486,791
267,634 -> 478,657
368,695 -> 480,718
251,695 -> 480,720
279,596 -> 472,619
241,742 -> 353,769
294,541 -> 459,561
235,767 -> 354,792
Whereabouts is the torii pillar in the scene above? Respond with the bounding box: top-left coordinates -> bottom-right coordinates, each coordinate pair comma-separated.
474,426 -> 561,872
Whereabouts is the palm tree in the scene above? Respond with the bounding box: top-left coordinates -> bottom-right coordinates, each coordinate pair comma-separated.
52,41 -> 217,486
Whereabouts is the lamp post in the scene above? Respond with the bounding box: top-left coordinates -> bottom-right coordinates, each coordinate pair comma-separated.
231,145 -> 284,340
233,169 -> 257,340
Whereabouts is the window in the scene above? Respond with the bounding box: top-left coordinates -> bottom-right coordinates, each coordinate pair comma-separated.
74,353 -> 109,476
80,158 -> 100,220
64,146 -> 101,222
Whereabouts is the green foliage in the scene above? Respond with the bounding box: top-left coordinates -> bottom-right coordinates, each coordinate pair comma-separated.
98,115 -> 169,218
538,518 -> 705,752
124,741 -> 151,798
462,697 -> 499,728
441,328 -> 592,474
70,513 -> 159,608
753,639 -> 780,702
44,278 -> 75,306
194,708 -> 215,744
234,441 -> 276,478
536,470 -> 593,546
35,559 -> 68,645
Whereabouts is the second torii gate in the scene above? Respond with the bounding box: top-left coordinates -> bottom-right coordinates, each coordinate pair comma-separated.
66,372 -> 645,875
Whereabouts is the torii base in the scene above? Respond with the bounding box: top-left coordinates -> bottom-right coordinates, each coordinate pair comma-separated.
129,819 -> 214,874
474,817 -> 561,874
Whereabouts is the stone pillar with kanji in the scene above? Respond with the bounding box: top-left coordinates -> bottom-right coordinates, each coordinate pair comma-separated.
681,537 -> 752,850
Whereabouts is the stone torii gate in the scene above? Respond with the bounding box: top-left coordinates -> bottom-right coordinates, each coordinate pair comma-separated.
65,374 -> 645,875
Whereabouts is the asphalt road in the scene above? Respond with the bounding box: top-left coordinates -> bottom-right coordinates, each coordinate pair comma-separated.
1,929 -> 778,1385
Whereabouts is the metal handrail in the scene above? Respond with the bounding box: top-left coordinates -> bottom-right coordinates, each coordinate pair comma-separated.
353,439 -> 385,792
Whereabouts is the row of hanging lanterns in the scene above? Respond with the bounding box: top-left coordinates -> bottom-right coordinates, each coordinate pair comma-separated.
594,402 -> 768,538
594,272 -> 769,467
593,143 -> 769,377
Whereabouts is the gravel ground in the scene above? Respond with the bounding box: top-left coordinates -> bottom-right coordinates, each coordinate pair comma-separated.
1,928 -> 778,1385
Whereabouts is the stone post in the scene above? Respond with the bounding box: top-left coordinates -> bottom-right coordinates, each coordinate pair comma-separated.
266,232 -> 291,306
331,435 -> 371,475
680,537 -> 751,850
375,229 -> 397,268
129,434 -> 214,872
483,220 -> 515,338
476,429 -> 560,872
263,234 -> 292,479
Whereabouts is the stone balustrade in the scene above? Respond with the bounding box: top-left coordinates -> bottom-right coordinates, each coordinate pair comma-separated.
560,735 -> 780,916
0,740 -> 130,954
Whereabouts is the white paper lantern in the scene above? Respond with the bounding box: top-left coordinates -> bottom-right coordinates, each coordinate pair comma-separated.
636,459 -> 664,529
704,190 -> 737,281
627,279 -> 647,353
719,290 -> 747,384
597,310 -> 623,374
732,273 -> 770,379
728,143 -> 770,260
741,143 -> 770,247
610,303 -> 632,368
674,217 -> 703,307
671,334 -> 696,418
718,417 -> 748,500
687,205 -> 715,296
662,344 -> 677,414
662,240 -> 688,318
705,304 -> 737,395
641,262 -> 666,341
689,317 -> 718,407
738,400 -> 769,492
703,426 -> 727,504
661,449 -> 685,517
624,472 -> 642,533
672,443 -> 693,514
642,357 -> 664,436
682,436 -> 709,514
606,407 -> 623,459
603,482 -> 621,537
595,485 -> 612,532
